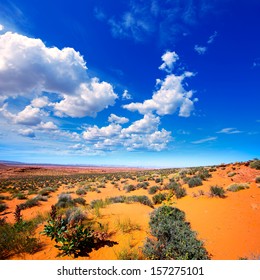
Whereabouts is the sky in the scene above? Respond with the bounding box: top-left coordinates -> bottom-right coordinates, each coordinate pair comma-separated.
0,0 -> 259,167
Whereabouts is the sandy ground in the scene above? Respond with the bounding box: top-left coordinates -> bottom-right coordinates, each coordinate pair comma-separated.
1,162 -> 260,260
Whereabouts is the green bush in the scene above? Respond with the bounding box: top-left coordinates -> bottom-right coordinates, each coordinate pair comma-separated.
227,172 -> 236,177
76,188 -> 86,196
56,193 -> 76,208
0,217 -> 42,259
123,184 -> 136,193
42,205 -> 105,257
210,186 -> 226,198
143,206 -> 210,260
174,186 -> 187,199
227,183 -> 249,192
19,197 -> 40,210
152,193 -> 167,204
188,177 -> 203,188
148,186 -> 160,194
249,160 -> 260,170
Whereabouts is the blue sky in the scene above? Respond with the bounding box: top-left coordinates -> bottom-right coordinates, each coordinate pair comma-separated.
0,0 -> 259,167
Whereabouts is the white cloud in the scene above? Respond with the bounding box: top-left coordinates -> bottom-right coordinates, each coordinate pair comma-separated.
108,113 -> 129,124
122,90 -> 132,100
0,104 -> 43,125
194,45 -> 207,55
217,128 -> 242,134
192,137 -> 217,144
37,121 -> 58,130
0,31 -> 118,118
207,31 -> 218,44
31,96 -> 49,108
122,114 -> 159,135
123,71 -> 196,117
0,24 -> 4,31
82,114 -> 172,152
53,78 -> 117,118
82,123 -> 122,141
18,128 -> 35,138
159,51 -> 179,73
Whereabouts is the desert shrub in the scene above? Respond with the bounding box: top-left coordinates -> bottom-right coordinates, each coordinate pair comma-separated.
227,183 -> 249,192
255,176 -> 260,183
75,188 -> 86,196
0,216 -> 42,259
227,172 -> 236,177
73,197 -> 86,205
14,192 -> 27,200
38,187 -> 55,196
197,169 -> 212,180
174,186 -> 187,199
249,160 -> 260,170
165,181 -> 180,190
210,186 -> 226,198
19,197 -> 40,210
148,186 -> 160,195
0,202 -> 8,213
65,207 -> 86,224
152,193 -> 167,204
126,195 -> 153,207
143,206 -> 210,260
42,205 -> 107,257
109,196 -> 126,204
123,184 -> 136,193
188,177 -> 203,188
56,193 -> 75,208
136,182 -> 149,189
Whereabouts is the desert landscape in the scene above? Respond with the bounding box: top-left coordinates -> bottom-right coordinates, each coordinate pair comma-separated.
0,159 -> 260,260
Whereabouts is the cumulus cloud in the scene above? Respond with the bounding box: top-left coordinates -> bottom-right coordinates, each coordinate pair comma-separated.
217,128 -> 242,134
123,71 -> 196,117
122,114 -> 160,135
0,31 -> 118,118
108,113 -> 129,124
159,51 -> 179,73
18,128 -> 35,138
194,45 -> 207,55
82,114 -> 171,152
82,123 -> 122,141
0,104 -> 43,125
0,24 -> 4,31
53,78 -> 117,118
37,121 -> 58,130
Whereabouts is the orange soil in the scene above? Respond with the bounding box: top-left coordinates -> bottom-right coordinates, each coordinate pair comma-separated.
1,163 -> 260,260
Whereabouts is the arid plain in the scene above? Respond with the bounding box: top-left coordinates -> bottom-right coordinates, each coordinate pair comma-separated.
0,160 -> 260,260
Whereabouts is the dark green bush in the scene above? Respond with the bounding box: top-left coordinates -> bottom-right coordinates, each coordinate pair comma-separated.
152,193 -> 167,204
148,186 -> 160,194
249,160 -> 260,170
56,193 -> 76,208
0,203 -> 8,213
0,218 -> 41,259
209,186 -> 226,198
123,184 -> 136,193
75,188 -> 86,195
19,197 -> 40,210
143,206 -> 210,260
188,177 -> 203,188
174,186 -> 187,199
42,205 -> 107,257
